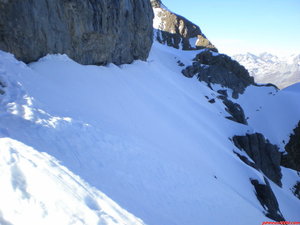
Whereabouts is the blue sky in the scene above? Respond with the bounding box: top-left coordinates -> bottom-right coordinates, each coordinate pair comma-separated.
162,0 -> 300,55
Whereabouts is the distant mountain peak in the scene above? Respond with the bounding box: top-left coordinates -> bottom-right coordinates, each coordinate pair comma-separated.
232,52 -> 300,89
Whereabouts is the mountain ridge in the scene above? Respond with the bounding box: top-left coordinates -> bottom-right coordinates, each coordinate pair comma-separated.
232,52 -> 300,89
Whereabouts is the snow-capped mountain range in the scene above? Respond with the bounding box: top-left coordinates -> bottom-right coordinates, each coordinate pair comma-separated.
232,52 -> 300,89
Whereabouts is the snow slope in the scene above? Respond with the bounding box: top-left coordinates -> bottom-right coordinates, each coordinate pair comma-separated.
0,138 -> 144,225
0,41 -> 300,225
232,52 -> 300,89
237,83 -> 300,151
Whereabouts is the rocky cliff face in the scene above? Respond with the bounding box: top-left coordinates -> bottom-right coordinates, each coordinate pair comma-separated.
233,133 -> 282,186
151,0 -> 217,51
0,0 -> 153,65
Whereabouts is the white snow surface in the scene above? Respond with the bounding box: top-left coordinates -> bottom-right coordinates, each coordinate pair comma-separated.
237,83 -> 300,151
232,52 -> 300,89
0,138 -> 144,225
153,8 -> 164,30
0,42 -> 300,225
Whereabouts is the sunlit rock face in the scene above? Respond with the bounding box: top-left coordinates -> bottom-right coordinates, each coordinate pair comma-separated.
151,0 -> 217,51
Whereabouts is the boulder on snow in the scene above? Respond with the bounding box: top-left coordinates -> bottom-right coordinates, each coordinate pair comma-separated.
0,0 -> 153,65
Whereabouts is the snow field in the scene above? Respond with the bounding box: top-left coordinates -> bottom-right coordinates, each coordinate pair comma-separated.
0,41 -> 299,224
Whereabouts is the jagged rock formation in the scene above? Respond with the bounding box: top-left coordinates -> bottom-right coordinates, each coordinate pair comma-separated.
281,121 -> 300,171
182,50 -> 255,98
0,0 -> 153,65
251,178 -> 285,222
151,0 -> 217,51
233,133 -> 282,186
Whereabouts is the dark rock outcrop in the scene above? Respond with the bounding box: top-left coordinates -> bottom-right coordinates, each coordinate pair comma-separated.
151,0 -> 217,51
214,89 -> 247,124
233,133 -> 282,186
208,98 -> 215,104
0,0 -> 153,65
223,99 -> 247,124
182,50 -> 255,98
281,121 -> 300,171
292,182 -> 300,200
251,178 -> 285,222
0,80 -> 5,95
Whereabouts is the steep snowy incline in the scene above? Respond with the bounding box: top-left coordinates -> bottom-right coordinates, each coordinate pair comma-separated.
0,41 -> 300,225
0,138 -> 144,225
237,83 -> 300,151
232,53 -> 300,89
